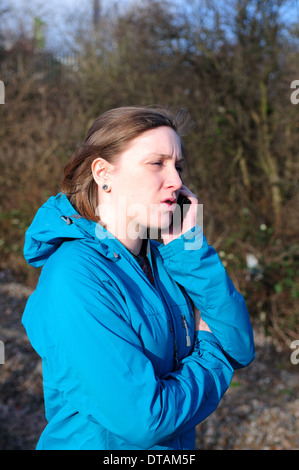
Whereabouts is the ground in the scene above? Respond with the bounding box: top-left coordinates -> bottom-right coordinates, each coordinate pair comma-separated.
0,269 -> 298,450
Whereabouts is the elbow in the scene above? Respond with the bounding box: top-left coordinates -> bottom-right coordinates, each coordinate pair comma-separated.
242,341 -> 256,368
227,296 -> 256,369
227,337 -> 255,370
119,417 -> 163,450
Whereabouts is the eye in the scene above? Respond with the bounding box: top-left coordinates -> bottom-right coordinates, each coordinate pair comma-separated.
149,160 -> 184,173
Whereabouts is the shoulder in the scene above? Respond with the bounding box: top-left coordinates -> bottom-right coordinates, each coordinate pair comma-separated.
32,238 -> 129,318
40,239 -> 113,287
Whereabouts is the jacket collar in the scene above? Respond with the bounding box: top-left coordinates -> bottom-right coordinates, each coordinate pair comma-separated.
59,194 -> 151,262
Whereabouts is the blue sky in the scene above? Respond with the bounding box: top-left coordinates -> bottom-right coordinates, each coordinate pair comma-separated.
3,0 -> 299,52
3,0 -> 130,50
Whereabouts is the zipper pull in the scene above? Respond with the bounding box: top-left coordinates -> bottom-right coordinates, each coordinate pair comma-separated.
181,315 -> 191,347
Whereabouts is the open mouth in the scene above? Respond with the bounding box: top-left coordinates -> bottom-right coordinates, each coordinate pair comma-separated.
161,198 -> 176,205
161,198 -> 177,211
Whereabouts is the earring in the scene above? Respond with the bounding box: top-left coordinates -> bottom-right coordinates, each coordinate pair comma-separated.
102,184 -> 109,191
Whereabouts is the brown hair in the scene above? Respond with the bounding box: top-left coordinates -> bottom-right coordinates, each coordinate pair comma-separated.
61,106 -> 193,222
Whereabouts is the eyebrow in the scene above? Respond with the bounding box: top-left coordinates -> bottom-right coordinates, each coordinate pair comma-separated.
150,153 -> 184,163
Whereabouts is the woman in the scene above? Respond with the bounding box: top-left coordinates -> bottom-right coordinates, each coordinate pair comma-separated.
22,106 -> 255,450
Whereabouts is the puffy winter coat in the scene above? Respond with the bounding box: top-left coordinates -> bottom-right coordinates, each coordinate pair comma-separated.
22,193 -> 255,450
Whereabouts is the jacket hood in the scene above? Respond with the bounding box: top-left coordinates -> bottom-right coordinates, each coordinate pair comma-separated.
24,193 -> 124,267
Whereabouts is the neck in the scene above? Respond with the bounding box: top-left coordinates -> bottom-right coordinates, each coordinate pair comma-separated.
104,221 -> 147,256
121,234 -> 145,256
97,193 -> 147,256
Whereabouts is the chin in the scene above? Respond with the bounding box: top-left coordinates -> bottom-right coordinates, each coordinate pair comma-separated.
148,214 -> 172,233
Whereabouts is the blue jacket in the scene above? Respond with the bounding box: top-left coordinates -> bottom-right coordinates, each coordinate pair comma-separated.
22,193 -> 255,450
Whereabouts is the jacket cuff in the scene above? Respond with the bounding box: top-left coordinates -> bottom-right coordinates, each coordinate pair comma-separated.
158,225 -> 204,259
194,330 -> 221,347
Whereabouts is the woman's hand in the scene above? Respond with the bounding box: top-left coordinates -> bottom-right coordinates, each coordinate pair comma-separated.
161,184 -> 198,245
194,306 -> 211,332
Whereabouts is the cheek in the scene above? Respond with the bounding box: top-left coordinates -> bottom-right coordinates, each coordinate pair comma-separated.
115,176 -> 140,202
127,182 -> 154,204
117,168 -> 162,207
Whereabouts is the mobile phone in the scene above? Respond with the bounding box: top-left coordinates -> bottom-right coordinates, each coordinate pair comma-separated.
173,193 -> 191,227
177,193 -> 191,208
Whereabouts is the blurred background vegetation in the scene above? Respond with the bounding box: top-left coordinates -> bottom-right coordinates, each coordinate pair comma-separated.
0,0 -> 298,343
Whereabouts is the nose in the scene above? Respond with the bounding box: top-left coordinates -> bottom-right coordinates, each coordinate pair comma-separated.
164,167 -> 182,192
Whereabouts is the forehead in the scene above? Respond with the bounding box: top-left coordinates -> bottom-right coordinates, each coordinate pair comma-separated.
123,126 -> 182,158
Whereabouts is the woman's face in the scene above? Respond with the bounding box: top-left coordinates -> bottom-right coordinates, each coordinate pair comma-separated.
99,126 -> 184,235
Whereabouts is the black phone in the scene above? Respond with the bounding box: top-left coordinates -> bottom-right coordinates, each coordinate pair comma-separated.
173,193 -> 191,228
177,193 -> 191,208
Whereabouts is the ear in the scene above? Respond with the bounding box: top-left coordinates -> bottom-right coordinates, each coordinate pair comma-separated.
91,158 -> 114,185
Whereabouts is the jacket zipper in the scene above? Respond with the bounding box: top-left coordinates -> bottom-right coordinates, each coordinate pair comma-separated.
132,251 -> 180,369
181,315 -> 191,347
168,319 -> 179,368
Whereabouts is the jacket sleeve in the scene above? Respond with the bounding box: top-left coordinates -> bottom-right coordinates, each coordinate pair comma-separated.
158,225 -> 255,369
35,257 -> 234,450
